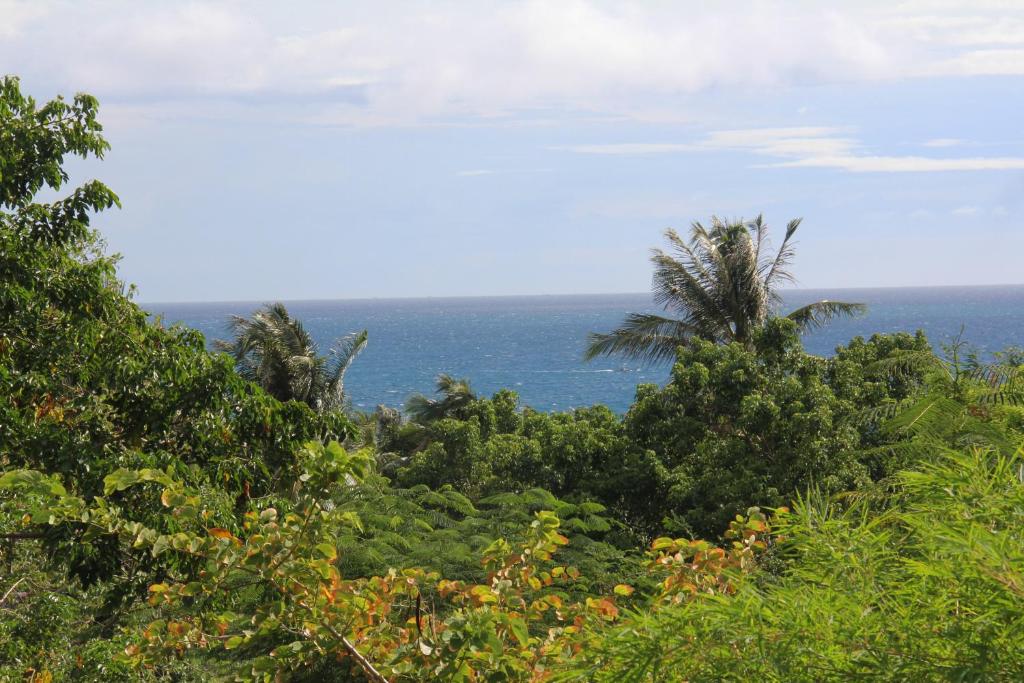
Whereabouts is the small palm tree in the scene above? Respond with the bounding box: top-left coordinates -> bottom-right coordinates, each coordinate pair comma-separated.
406,373 -> 477,423
585,215 -> 866,362
214,302 -> 367,413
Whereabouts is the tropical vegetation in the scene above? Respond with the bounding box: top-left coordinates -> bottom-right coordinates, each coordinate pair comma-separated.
4,77 -> 1024,681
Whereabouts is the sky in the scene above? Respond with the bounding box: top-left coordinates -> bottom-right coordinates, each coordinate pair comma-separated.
3,0 -> 1024,302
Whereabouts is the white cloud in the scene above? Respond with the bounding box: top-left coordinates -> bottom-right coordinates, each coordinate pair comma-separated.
557,143 -> 696,155
563,127 -> 1024,173
923,138 -> 964,147
953,205 -> 979,215
772,155 -> 1024,172
927,49 -> 1024,76
0,0 -> 52,38
2,1 -> 1024,125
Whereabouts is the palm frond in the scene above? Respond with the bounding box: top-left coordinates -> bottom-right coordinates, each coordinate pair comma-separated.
761,217 -> 800,288
406,373 -> 477,422
322,329 -> 368,410
583,313 -> 699,363
786,300 -> 866,333
970,360 -> 1024,406
215,302 -> 365,413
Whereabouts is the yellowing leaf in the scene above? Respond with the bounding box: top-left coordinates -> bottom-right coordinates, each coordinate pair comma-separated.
315,543 -> 337,561
650,537 -> 675,551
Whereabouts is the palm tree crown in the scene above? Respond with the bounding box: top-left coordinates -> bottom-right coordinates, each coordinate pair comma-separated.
585,215 -> 865,363
214,302 -> 367,413
406,373 -> 477,423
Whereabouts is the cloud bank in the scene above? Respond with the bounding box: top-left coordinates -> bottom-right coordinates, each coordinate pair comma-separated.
2,1 -> 1023,125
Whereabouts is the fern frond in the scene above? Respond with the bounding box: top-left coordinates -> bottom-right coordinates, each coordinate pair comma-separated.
883,395 -> 964,440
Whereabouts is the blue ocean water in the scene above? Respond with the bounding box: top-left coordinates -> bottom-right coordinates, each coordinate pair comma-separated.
147,286 -> 1024,414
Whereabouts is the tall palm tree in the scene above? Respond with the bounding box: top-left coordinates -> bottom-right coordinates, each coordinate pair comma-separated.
214,302 -> 367,413
585,215 -> 865,362
406,373 -> 477,423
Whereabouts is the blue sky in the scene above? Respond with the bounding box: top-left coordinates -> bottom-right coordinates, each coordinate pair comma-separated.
4,1 -> 1024,301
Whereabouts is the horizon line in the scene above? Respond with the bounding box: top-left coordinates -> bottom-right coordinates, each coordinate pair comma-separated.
139,282 -> 1024,308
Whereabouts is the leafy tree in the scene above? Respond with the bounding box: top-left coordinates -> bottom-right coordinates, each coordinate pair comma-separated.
215,302 -> 368,413
585,215 -> 865,362
624,318 -> 869,537
0,77 -> 350,679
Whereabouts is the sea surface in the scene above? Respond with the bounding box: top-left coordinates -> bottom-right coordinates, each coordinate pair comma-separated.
147,286 -> 1024,414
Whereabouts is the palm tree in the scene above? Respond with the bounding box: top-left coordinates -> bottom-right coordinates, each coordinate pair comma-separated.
214,302 -> 367,413
585,215 -> 866,362
406,373 -> 477,423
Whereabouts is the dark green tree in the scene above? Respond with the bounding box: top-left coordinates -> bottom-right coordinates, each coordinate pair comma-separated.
624,318 -> 868,537
586,215 -> 865,362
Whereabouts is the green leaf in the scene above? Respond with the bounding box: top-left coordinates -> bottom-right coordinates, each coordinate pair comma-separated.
103,469 -> 140,495
315,543 -> 337,561
508,616 -> 529,647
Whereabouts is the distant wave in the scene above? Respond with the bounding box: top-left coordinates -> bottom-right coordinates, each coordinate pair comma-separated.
150,286 -> 1024,414
529,368 -> 624,374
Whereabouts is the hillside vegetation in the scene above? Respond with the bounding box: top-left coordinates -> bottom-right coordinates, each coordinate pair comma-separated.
3,78 -> 1024,682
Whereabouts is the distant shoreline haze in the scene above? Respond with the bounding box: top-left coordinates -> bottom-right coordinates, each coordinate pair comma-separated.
149,286 -> 1024,414
140,283 -> 1024,308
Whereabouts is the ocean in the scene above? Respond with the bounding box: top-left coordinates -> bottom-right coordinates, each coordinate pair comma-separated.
147,286 -> 1024,414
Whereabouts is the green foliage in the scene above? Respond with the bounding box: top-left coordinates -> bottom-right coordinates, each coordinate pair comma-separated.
617,323 -> 938,539
0,448 -> 766,682
0,77 -> 352,678
395,322 -> 948,542
853,332 -> 1024,471
625,318 -> 870,537
561,446 -> 1024,681
397,395 -> 669,541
